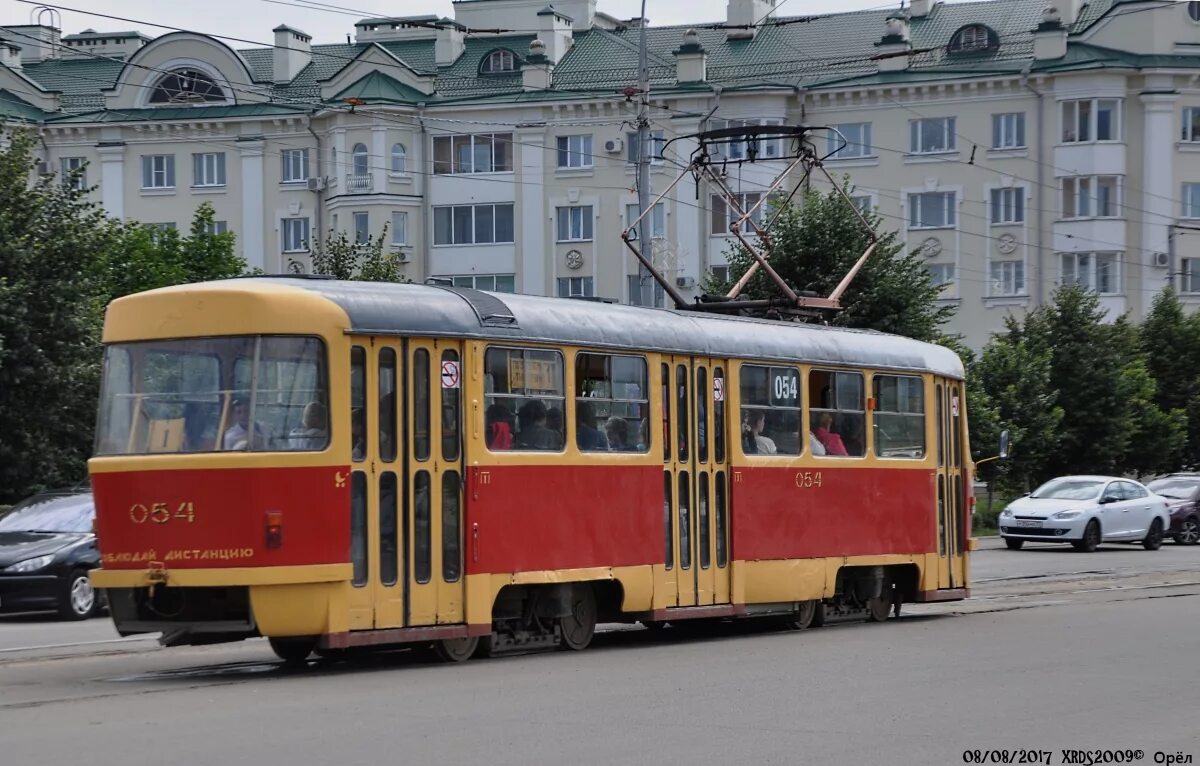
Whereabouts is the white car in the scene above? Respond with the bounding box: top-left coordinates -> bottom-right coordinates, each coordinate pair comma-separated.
998,476 -> 1170,552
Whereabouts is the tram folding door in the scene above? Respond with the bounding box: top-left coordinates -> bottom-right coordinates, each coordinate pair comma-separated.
664,357 -> 731,608
934,378 -> 967,591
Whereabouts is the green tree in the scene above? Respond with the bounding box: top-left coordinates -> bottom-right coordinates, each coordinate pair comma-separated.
1109,315 -> 1187,476
708,186 -> 954,341
310,224 -> 410,282
1140,287 -> 1200,468
0,131 -> 108,502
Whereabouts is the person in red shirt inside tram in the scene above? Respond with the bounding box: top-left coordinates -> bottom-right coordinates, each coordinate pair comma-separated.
813,412 -> 849,456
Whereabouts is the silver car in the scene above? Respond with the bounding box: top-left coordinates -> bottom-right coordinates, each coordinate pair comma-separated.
998,476 -> 1170,552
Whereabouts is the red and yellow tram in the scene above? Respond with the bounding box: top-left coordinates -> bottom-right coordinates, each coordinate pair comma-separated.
88,277 -> 973,662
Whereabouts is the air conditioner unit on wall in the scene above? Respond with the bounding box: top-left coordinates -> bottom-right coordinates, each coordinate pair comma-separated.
676,276 -> 696,289
1152,251 -> 1170,268
306,176 -> 325,192
603,137 -> 624,154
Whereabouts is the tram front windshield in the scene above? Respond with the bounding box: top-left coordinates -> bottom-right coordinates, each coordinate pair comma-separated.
95,336 -> 329,455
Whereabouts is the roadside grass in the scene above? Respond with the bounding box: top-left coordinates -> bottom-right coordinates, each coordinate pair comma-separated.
973,495 -> 1012,536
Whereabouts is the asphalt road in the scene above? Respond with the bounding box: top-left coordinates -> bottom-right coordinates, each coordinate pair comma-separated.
1,538 -> 1197,765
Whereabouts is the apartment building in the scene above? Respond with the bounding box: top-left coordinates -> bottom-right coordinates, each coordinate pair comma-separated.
3,0 -> 1200,347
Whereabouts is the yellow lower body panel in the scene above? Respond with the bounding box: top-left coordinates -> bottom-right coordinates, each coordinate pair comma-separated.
250,582 -> 344,637
90,563 -> 352,589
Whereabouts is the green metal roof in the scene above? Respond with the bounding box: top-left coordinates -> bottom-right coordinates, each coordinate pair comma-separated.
332,69 -> 427,103
0,88 -> 49,121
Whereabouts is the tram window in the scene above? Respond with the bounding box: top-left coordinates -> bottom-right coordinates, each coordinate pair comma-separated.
575,353 -> 649,452
808,369 -> 865,458
351,471 -> 368,587
442,471 -> 461,582
696,367 -> 709,463
715,472 -> 728,568
380,472 -> 398,586
414,350 -> 430,462
379,348 -> 398,463
663,471 -> 673,570
414,470 -> 431,583
936,384 -> 944,467
678,471 -> 691,569
873,374 -> 926,459
740,364 -> 802,456
351,346 -> 367,462
661,363 -> 671,463
937,474 -> 946,556
713,367 -> 726,464
698,473 -> 711,569
441,349 -> 461,462
484,346 -> 565,452
676,365 -> 689,462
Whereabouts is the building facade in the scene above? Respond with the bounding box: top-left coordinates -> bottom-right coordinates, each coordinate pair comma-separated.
3,0 -> 1200,347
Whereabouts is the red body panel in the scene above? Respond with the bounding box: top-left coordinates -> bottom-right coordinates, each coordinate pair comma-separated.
91,466 -> 350,569
731,466 -> 936,560
466,465 -> 663,575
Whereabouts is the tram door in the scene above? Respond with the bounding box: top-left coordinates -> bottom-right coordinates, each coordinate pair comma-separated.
934,379 -> 966,590
406,339 -> 467,626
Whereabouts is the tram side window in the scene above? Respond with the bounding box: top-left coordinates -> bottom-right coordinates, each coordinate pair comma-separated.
740,364 -> 803,456
350,347 -> 367,462
873,374 -> 926,459
809,369 -> 865,457
484,347 -> 565,452
575,353 -> 649,452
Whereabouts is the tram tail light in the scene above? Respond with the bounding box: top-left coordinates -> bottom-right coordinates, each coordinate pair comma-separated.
265,511 -> 284,549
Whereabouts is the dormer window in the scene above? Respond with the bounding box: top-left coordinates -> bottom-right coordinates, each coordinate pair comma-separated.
480,49 -> 517,74
948,24 -> 997,54
149,69 -> 226,105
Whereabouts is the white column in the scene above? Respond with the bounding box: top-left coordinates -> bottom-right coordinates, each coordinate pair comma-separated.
96,143 -> 125,220
1140,90 -> 1177,316
518,128 -> 547,295
239,139 -> 266,272
332,128 -> 347,191
372,125 -> 387,194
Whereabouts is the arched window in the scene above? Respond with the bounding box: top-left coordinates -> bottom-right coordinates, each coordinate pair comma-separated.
148,69 -> 226,104
948,24 -> 997,54
480,49 -> 517,74
352,143 -> 369,176
391,143 -> 407,174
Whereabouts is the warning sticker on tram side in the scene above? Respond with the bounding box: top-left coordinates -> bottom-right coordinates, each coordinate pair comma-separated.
713,376 -> 724,402
441,360 -> 460,389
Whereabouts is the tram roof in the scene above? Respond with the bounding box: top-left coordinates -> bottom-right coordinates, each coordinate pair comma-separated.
247,278 -> 963,380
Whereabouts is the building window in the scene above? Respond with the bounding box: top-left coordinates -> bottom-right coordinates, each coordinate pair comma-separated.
1181,258 -> 1200,293
828,122 -> 872,159
1183,107 -> 1200,142
708,119 -> 784,161
1062,252 -> 1120,294
990,260 -> 1025,296
557,276 -> 594,298
626,130 -> 665,165
1062,176 -> 1120,219
626,275 -> 665,307
909,117 -> 956,154
281,148 -> 309,183
60,156 -> 86,190
556,205 -> 593,242
850,194 -> 873,213
1062,99 -> 1121,143
626,202 -> 665,239
990,187 -> 1025,224
926,263 -> 955,289
148,68 -> 225,104
992,113 -> 1026,149
1184,183 -> 1200,219
433,203 -> 516,245
710,193 -> 764,235
282,218 -> 309,252
480,49 -> 517,73
390,143 -> 406,174
147,222 -> 177,240
710,265 -> 729,284
908,191 -> 956,229
444,274 -> 516,292
353,212 -> 369,244
390,211 -> 408,245
432,133 -> 514,174
192,152 -> 226,187
203,220 -> 229,236
140,154 -> 175,189
948,24 -> 996,53
556,135 -> 593,168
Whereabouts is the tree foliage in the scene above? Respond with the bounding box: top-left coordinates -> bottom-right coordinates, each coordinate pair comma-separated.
310,224 -> 410,282
1139,287 -> 1200,469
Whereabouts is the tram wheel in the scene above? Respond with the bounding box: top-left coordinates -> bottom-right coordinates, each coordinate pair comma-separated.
433,636 -> 479,663
269,637 -> 316,665
781,600 -> 818,630
865,596 -> 891,623
559,586 -> 598,651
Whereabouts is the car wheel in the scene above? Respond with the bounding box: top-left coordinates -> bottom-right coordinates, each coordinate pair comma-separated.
1072,520 -> 1101,552
1174,516 -> 1200,545
1143,518 -> 1164,551
57,570 -> 97,621
1004,538 -> 1024,550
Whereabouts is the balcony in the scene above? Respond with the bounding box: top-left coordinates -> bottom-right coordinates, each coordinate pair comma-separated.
345,173 -> 373,193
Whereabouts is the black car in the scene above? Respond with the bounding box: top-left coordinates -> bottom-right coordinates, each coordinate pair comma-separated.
1146,474 -> 1200,545
0,490 -> 102,619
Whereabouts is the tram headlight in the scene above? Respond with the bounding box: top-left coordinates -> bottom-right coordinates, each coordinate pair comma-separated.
1052,510 -> 1083,520
5,554 -> 55,573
